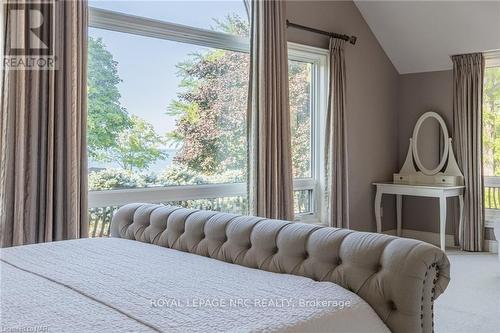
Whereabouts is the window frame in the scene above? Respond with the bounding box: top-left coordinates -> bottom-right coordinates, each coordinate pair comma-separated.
484,50 -> 500,67
483,51 -> 500,229
87,6 -> 328,223
287,43 -> 328,222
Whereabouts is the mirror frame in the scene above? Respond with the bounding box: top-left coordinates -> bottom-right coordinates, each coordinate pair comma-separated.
412,111 -> 449,176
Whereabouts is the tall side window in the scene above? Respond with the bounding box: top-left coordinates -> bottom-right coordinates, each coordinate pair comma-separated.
87,2 -> 328,236
288,46 -> 328,221
482,53 -> 500,228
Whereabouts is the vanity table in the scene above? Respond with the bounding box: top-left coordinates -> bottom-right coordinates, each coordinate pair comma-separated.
375,111 -> 465,251
373,182 -> 464,250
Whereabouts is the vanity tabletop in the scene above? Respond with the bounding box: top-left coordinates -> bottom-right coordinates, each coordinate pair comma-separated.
373,182 -> 465,190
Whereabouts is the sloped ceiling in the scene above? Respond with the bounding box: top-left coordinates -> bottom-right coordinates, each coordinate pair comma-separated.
354,1 -> 500,74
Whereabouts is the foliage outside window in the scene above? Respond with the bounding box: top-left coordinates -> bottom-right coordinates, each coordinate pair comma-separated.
88,19 -> 313,186
87,2 -> 323,229
482,65 -> 500,210
483,66 -> 500,176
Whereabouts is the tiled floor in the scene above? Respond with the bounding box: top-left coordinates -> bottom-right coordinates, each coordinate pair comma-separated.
434,250 -> 500,332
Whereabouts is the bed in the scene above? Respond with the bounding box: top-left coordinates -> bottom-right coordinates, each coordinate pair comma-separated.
0,203 -> 450,333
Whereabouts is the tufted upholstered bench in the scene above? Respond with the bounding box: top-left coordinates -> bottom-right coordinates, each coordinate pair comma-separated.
111,203 -> 451,333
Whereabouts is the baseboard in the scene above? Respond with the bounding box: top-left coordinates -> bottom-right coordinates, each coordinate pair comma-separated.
383,229 -> 498,253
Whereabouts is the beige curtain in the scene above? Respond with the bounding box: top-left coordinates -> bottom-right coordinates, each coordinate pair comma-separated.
247,0 -> 294,220
0,1 -> 88,247
324,38 -> 349,228
452,53 -> 484,252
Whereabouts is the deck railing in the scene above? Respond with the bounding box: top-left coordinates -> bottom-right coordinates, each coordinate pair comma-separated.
89,206 -> 118,237
484,176 -> 500,209
87,179 -> 316,237
88,177 -> 500,237
88,197 -> 248,238
484,177 -> 500,228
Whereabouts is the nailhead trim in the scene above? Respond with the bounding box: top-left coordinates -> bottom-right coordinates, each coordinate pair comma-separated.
421,263 -> 439,333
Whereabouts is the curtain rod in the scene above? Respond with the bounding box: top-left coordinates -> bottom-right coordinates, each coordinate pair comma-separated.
286,20 -> 357,45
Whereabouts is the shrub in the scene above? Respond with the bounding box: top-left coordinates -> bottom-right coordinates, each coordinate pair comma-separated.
88,168 -> 157,190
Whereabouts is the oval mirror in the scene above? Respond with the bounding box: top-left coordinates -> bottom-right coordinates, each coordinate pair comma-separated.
412,111 -> 449,176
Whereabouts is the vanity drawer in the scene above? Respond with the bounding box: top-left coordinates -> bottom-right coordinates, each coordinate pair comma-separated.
393,174 -> 409,183
435,175 -> 458,185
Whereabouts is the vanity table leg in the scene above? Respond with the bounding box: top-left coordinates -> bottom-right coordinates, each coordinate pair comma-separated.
374,190 -> 382,233
458,194 -> 464,247
396,195 -> 402,237
439,196 -> 447,251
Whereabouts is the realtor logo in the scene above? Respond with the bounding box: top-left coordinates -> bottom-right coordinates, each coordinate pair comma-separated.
2,0 -> 55,70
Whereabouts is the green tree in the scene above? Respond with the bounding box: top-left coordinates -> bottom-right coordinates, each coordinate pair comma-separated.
289,60 -> 312,177
483,67 -> 500,175
166,15 -> 250,176
87,37 -> 131,161
166,15 -> 311,179
167,48 -> 249,175
88,168 -> 157,190
88,37 -> 168,173
108,115 -> 168,171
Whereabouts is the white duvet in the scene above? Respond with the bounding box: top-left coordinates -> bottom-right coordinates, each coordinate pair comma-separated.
0,238 -> 390,333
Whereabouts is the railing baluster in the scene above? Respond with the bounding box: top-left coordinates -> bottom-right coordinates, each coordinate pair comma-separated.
493,187 -> 497,209
91,209 -> 98,238
492,187 -> 495,209
98,207 -> 106,237
485,188 -> 489,209
493,187 -> 496,209
490,187 -> 493,209
488,187 -> 492,209
106,207 -> 113,236
496,187 -> 499,209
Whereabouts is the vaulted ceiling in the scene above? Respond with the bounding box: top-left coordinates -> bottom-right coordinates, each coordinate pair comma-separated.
354,1 -> 500,74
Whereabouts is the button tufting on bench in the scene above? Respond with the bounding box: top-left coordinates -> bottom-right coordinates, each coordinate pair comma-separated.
110,203 -> 451,333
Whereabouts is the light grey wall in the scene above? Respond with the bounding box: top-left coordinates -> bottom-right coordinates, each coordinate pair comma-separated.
285,1 -> 494,243
396,70 -> 457,235
286,0 -> 400,232
285,1 -> 493,243
397,70 -> 495,242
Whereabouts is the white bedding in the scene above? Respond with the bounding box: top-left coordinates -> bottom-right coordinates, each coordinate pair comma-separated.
0,238 -> 390,333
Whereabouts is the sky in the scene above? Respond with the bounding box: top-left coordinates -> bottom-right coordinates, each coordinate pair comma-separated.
89,1 -> 248,135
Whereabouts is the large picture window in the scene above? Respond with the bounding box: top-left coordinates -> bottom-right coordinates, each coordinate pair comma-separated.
88,29 -> 249,188
87,1 -> 328,236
